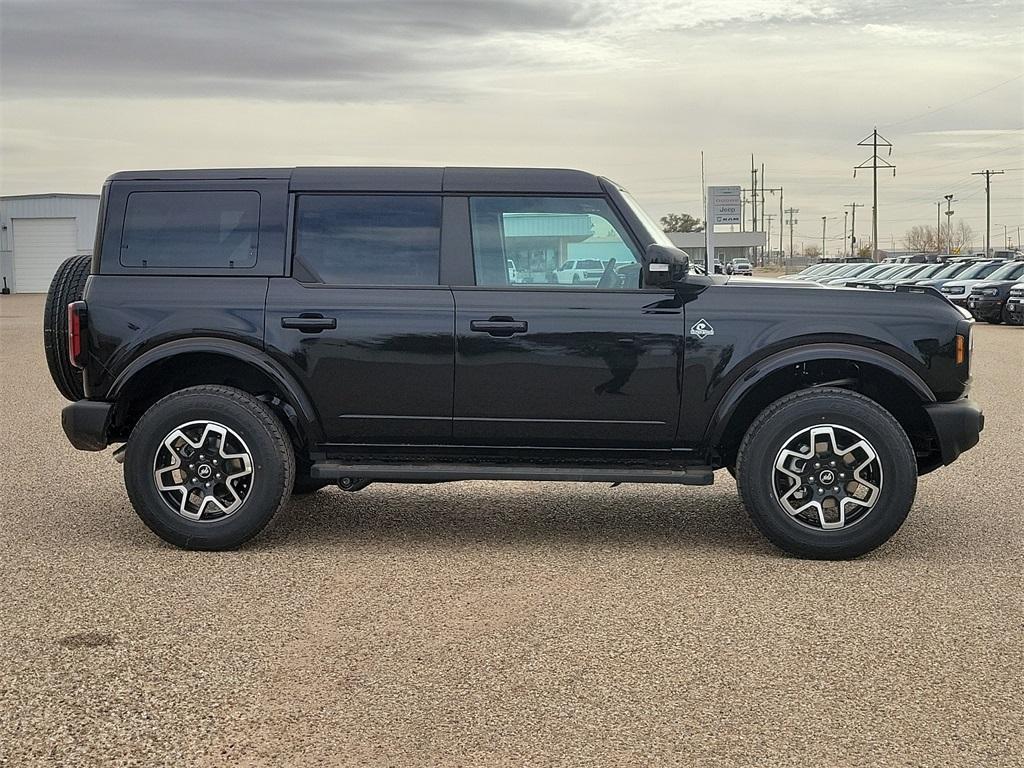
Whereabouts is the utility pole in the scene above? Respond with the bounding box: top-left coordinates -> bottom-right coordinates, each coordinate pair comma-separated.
765,214 -> 775,263
821,216 -> 827,259
750,156 -> 758,243
944,194 -> 955,255
778,187 -> 784,261
760,164 -> 766,248
785,207 -> 799,262
971,169 -> 1004,256
855,128 -> 896,260
936,201 -> 942,254
845,203 -> 863,259
844,210 -> 849,258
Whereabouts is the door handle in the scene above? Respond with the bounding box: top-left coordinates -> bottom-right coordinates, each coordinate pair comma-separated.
470,317 -> 528,337
282,314 -> 336,332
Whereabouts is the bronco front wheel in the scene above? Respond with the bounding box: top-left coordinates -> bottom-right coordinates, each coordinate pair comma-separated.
736,387 -> 917,559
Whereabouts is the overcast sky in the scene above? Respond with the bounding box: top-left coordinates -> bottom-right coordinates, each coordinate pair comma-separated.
2,0 -> 1022,251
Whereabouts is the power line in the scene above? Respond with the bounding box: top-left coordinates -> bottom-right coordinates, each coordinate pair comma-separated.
881,73 -> 1024,129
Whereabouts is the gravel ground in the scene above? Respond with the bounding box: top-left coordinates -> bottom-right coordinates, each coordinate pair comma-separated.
1,293 -> 1021,767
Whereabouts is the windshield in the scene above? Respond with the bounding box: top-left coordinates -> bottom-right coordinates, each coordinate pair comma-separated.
802,264 -> 831,275
958,261 -> 1003,280
618,189 -> 676,247
988,262 -> 1024,281
911,263 -> 945,279
931,262 -> 969,279
832,264 -> 864,276
848,263 -> 881,276
896,264 -> 930,279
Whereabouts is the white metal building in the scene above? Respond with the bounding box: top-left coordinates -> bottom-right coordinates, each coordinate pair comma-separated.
0,194 -> 100,293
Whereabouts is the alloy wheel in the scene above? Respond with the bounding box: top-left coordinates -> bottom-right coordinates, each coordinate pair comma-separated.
152,420 -> 254,521
772,424 -> 883,530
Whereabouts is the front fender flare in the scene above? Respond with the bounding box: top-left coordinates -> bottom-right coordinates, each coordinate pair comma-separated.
108,337 -> 323,443
704,342 -> 936,447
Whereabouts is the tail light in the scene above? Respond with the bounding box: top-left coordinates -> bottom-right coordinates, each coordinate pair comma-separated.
68,301 -> 87,368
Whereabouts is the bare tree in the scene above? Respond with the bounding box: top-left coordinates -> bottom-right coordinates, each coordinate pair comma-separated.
904,222 -> 975,254
903,225 -> 938,252
803,244 -> 821,258
949,221 -> 975,253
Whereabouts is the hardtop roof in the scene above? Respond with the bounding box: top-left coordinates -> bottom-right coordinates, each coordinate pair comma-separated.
106,166 -> 606,194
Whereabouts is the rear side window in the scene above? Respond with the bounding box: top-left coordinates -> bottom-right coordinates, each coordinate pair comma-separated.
120,191 -> 260,268
294,195 -> 441,285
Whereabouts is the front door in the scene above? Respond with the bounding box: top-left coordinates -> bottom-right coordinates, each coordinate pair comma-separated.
452,195 -> 683,446
264,194 -> 454,444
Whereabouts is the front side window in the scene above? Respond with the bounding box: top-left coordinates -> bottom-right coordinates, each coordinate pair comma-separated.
469,197 -> 640,288
294,195 -> 441,285
120,190 -> 259,268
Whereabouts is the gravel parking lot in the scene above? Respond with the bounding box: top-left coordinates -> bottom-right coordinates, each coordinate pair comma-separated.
2,292 -> 1021,767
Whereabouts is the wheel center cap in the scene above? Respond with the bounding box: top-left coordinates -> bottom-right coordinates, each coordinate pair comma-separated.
197,464 -> 213,480
818,469 -> 836,485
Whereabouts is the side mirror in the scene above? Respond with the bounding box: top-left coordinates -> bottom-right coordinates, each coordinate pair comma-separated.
642,244 -> 690,287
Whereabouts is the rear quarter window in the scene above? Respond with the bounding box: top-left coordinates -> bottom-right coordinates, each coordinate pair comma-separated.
120,190 -> 260,269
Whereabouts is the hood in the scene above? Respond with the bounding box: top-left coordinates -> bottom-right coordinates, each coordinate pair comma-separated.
726,276 -> 821,288
970,280 -> 1015,293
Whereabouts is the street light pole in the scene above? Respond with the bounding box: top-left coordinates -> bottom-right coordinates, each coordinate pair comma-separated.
821,216 -> 827,260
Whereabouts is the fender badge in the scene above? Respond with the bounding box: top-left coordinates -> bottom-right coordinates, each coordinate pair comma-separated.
690,319 -> 715,339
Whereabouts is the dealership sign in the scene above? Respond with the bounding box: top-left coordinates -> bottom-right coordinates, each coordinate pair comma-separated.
709,185 -> 741,225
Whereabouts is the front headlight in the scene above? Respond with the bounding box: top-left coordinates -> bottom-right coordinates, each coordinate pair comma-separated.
879,282 -> 895,290
943,285 -> 965,294
979,288 -> 999,297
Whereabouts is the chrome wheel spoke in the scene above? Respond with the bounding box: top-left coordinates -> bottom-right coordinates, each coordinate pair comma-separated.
772,423 -> 883,531
152,420 -> 255,522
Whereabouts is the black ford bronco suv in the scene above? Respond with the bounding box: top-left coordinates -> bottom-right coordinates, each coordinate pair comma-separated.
46,167 -> 983,558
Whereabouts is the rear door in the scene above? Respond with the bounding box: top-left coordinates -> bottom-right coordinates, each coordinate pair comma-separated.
451,195 -> 683,447
264,194 -> 454,444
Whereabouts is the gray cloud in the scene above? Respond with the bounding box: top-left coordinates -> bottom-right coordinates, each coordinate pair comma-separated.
1,0 -> 598,101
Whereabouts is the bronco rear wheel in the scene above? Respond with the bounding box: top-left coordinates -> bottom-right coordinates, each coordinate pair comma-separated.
124,385 -> 294,550
43,254 -> 91,401
736,387 -> 917,559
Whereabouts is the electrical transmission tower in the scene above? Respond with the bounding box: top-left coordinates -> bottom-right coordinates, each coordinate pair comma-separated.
854,128 -> 895,260
971,169 -> 1004,256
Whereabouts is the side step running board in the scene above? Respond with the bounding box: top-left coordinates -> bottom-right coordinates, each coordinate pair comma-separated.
310,462 -> 714,486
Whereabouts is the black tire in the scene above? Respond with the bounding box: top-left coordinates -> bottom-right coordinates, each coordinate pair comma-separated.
735,387 -> 917,560
123,385 -> 295,550
43,254 -> 91,401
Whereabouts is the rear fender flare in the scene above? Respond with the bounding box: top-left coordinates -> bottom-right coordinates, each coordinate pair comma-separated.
108,337 -> 323,444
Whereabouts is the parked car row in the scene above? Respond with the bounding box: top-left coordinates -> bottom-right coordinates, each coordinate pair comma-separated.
780,257 -> 1024,325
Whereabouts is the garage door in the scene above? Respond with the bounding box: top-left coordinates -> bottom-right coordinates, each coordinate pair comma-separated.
12,218 -> 79,293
